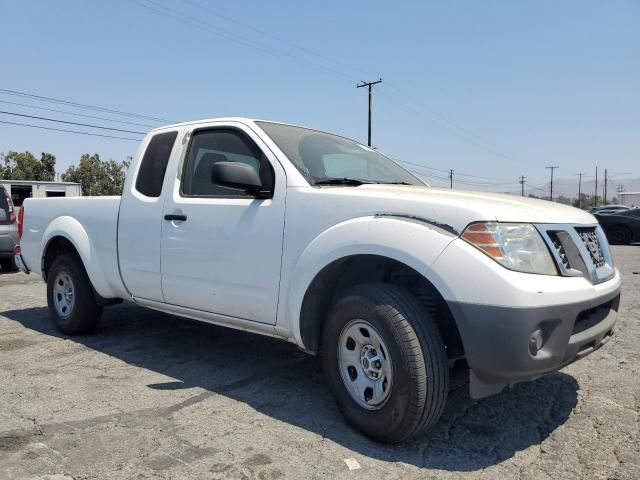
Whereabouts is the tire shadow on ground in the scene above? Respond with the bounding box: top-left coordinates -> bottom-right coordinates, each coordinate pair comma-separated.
2,303 -> 579,472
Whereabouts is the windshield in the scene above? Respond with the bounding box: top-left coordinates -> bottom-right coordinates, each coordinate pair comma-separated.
256,122 -> 424,187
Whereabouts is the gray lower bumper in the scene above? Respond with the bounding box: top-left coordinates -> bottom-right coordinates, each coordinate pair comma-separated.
0,234 -> 16,255
449,288 -> 620,399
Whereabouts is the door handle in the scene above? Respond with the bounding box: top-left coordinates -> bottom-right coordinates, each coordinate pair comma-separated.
164,213 -> 187,221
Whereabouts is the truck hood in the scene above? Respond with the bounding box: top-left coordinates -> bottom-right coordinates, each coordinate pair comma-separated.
336,185 -> 597,233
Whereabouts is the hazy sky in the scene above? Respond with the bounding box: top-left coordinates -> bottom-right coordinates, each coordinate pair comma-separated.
1,0 -> 638,192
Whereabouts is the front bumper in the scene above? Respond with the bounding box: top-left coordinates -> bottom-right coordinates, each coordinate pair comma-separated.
449,286 -> 620,399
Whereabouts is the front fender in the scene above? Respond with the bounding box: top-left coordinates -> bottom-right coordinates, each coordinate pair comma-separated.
41,216 -> 115,299
282,216 -> 458,348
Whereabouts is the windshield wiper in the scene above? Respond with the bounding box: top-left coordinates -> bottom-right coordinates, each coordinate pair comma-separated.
373,181 -> 412,185
314,178 -> 372,186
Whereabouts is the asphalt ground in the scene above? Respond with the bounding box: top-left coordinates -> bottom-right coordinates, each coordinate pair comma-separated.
0,246 -> 638,479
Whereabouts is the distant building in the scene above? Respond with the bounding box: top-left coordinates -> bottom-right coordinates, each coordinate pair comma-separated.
618,192 -> 640,207
0,180 -> 82,206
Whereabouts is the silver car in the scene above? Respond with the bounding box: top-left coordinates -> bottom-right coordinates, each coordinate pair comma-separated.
0,186 -> 19,271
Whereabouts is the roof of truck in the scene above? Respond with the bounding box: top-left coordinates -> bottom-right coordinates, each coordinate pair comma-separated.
147,117 -> 358,144
149,117 -> 264,132
148,117 -> 335,135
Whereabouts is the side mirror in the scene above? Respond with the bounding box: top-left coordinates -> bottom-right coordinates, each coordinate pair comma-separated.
211,161 -> 267,197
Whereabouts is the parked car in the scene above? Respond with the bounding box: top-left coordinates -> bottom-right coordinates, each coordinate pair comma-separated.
595,208 -> 640,244
15,118 -> 621,443
0,186 -> 19,271
590,205 -> 630,215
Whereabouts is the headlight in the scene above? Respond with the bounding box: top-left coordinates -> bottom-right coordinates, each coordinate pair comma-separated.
462,222 -> 558,275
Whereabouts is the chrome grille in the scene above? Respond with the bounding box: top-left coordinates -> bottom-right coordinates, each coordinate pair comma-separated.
548,232 -> 570,269
536,224 -> 614,285
575,227 -> 605,268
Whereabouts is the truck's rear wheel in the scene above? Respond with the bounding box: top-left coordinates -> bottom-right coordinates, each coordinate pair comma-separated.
322,283 -> 448,443
47,254 -> 103,334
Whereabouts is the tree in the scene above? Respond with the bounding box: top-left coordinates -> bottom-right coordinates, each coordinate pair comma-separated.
0,150 -> 56,180
39,152 -> 56,181
61,153 -> 127,196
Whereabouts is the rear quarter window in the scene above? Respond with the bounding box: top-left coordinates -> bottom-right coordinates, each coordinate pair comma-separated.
135,131 -> 179,197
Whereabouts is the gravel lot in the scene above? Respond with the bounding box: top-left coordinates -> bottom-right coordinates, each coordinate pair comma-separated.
1,246 -> 638,480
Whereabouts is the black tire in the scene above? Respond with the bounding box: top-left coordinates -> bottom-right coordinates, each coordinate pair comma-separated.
607,225 -> 632,245
0,257 -> 17,271
47,254 -> 103,334
322,283 -> 448,443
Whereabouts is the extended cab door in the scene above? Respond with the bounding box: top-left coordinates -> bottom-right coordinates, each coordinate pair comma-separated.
160,122 -> 286,324
118,129 -> 180,301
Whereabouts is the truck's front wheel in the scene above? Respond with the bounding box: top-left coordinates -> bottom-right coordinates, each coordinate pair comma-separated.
47,254 -> 103,334
322,283 -> 448,443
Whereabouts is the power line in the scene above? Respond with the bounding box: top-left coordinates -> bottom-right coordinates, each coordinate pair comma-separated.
128,0 -> 356,84
0,100 -> 156,128
377,93 -> 535,167
0,87 -> 175,123
0,120 -> 141,141
453,171 -> 518,182
178,0 -> 371,80
407,165 -> 520,188
395,159 -> 450,174
383,83 -> 532,166
394,159 -> 520,184
412,171 -> 450,182
410,170 -> 513,192
131,0 -> 534,166
0,110 -> 147,135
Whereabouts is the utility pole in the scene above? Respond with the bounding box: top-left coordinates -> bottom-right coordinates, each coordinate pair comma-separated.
603,168 -> 608,205
449,169 -> 454,189
576,173 -> 585,209
594,167 -> 598,207
356,78 -> 382,147
546,166 -> 559,201
519,176 -> 526,196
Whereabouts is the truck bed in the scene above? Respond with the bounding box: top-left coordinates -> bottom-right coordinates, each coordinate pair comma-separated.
20,196 -> 128,299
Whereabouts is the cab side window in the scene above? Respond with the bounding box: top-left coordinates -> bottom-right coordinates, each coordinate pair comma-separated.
135,131 -> 178,198
181,129 -> 274,197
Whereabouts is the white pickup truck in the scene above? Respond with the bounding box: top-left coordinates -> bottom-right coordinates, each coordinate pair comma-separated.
16,118 -> 621,443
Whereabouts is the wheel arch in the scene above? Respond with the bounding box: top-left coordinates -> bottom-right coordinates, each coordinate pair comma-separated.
40,216 -> 116,299
298,253 -> 464,360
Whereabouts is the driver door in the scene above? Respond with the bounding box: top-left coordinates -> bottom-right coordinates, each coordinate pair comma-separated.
160,123 -> 286,325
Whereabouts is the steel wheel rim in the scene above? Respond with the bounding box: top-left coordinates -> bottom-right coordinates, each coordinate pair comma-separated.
337,319 -> 393,410
53,271 -> 75,319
